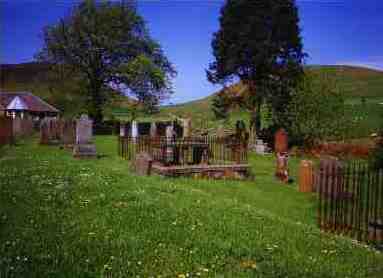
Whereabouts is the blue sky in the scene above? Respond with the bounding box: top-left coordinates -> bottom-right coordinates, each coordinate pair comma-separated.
1,0 -> 383,104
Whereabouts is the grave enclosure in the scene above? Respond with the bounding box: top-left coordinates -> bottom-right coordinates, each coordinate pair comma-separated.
119,134 -> 250,180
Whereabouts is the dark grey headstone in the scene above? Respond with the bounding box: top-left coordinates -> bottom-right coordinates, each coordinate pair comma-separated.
73,115 -> 97,158
76,114 -> 93,145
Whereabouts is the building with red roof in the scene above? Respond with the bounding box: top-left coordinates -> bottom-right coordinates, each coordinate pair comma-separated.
0,91 -> 59,119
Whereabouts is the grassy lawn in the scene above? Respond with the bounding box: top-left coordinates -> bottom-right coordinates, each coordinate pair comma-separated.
1,136 -> 382,277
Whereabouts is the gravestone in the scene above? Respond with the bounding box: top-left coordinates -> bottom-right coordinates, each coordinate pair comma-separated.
40,118 -> 60,145
150,122 -> 157,138
275,129 -> 289,183
275,129 -> 288,154
216,125 -> 226,138
299,160 -> 314,192
73,115 -> 97,158
120,123 -> 126,137
255,139 -> 268,155
39,119 -> 49,145
62,120 -> 75,147
275,152 -> 289,183
132,152 -> 153,176
164,125 -> 175,165
131,121 -> 138,140
182,118 -> 191,138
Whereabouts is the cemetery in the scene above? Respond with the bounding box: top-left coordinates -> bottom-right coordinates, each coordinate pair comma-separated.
1,96 -> 383,277
1,129 -> 383,277
1,0 -> 383,277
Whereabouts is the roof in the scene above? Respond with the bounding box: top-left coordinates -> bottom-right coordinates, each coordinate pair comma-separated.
0,91 -> 59,113
6,96 -> 28,110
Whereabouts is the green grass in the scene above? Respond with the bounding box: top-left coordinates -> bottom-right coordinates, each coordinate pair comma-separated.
1,136 -> 382,277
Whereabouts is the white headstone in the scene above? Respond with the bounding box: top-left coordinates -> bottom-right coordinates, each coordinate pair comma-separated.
150,122 -> 157,137
182,119 -> 191,138
166,125 -> 174,138
131,121 -> 138,138
120,123 -> 126,137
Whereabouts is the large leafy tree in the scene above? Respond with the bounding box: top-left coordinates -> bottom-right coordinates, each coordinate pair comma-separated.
287,72 -> 352,147
37,0 -> 175,123
207,0 -> 305,134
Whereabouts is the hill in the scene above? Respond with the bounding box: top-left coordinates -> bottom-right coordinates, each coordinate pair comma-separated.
1,63 -> 382,135
160,65 -> 383,134
0,62 -> 51,92
0,62 -> 132,117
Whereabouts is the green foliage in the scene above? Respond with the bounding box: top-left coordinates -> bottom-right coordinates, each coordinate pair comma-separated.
370,140 -> 383,170
37,0 -> 175,123
211,93 -> 230,120
207,0 -> 305,133
288,72 -> 353,146
118,54 -> 173,114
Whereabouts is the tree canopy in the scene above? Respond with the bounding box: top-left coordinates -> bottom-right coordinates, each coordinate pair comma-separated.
287,72 -> 351,147
37,0 -> 175,123
207,0 -> 305,133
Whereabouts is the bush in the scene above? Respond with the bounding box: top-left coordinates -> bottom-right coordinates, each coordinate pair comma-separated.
370,137 -> 383,170
94,120 -> 119,135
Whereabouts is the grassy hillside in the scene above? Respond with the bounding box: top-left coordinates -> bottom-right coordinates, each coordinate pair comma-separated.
161,65 -> 383,135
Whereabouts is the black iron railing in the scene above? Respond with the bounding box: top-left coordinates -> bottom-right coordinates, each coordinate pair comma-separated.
118,136 -> 248,166
317,160 -> 383,244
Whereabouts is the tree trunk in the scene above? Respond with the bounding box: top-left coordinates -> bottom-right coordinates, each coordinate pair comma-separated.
88,81 -> 104,125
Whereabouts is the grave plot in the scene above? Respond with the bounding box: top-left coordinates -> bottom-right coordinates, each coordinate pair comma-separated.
119,135 -> 250,180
